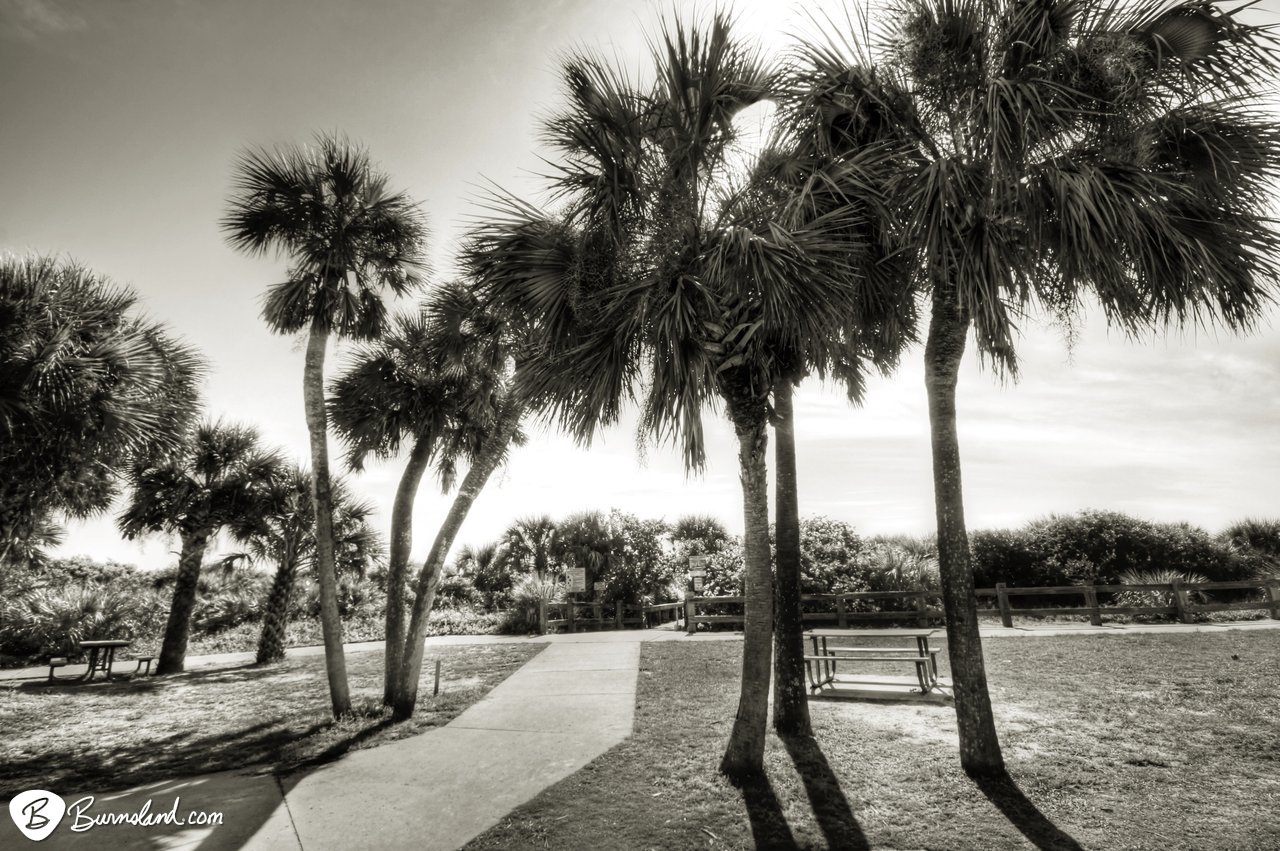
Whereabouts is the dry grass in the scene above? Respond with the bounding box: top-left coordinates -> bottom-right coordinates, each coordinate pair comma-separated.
469,632 -> 1280,850
0,642 -> 543,800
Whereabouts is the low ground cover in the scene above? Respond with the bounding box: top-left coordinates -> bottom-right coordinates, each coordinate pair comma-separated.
0,642 -> 543,799
469,633 -> 1280,850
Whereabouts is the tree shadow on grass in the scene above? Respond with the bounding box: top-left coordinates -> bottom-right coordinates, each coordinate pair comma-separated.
736,773 -> 800,850
974,770 -> 1083,851
780,734 -> 869,851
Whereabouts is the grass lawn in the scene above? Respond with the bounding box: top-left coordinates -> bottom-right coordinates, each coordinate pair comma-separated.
468,632 -> 1280,850
0,642 -> 543,800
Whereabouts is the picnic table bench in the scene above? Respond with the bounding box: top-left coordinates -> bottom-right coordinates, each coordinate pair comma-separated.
46,640 -> 149,682
804,628 -> 943,696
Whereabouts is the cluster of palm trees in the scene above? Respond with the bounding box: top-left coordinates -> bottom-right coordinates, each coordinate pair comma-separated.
5,0 -> 1275,787
228,0 -> 1278,780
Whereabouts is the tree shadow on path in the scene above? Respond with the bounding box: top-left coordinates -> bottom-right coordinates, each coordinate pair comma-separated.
780,733 -> 869,851
974,770 -> 1084,851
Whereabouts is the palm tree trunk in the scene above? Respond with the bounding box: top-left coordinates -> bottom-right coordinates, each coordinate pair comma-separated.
256,549 -> 298,665
383,435 -> 434,706
771,377 -> 811,737
156,530 -> 210,675
719,395 -> 774,781
924,293 -> 1004,777
391,398 -> 523,719
303,328 -> 351,717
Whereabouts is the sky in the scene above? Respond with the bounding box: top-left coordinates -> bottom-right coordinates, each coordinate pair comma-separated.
2,0 -> 1278,571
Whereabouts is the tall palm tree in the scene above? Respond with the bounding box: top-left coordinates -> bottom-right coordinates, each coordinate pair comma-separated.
222,133 -> 428,716
251,464 -> 383,665
793,0 -> 1280,775
470,14 -> 879,779
332,279 -> 528,717
0,256 -> 202,565
119,421 -> 283,674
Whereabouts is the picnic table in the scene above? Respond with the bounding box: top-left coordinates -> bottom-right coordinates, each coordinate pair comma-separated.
804,628 -> 942,696
77,639 -> 131,682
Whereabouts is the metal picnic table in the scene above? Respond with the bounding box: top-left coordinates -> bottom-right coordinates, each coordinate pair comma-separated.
78,639 -> 131,681
804,628 -> 943,695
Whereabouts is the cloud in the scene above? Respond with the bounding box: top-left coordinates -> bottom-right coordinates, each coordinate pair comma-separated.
0,0 -> 87,41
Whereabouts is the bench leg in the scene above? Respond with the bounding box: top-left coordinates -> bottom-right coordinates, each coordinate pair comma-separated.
915,661 -> 931,694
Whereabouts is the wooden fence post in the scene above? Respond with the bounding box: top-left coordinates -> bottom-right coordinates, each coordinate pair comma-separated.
1083,585 -> 1102,626
536,599 -> 547,635
836,596 -> 847,628
615,604 -> 624,630
566,600 -> 576,632
1171,579 -> 1192,624
996,582 -> 1013,628
915,590 -> 929,627
1265,580 -> 1279,621
685,596 -> 697,635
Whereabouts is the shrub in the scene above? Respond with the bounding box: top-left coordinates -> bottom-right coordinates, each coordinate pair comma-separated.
0,584 -> 165,660
1112,568 -> 1209,622
193,586 -> 264,633
1220,518 -> 1280,577
861,540 -> 940,595
971,511 -> 1248,588
798,517 -> 867,594
435,572 -> 481,608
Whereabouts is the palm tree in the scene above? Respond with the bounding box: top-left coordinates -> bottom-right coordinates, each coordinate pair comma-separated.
119,421 -> 283,674
251,464 -> 383,665
793,0 -> 1280,775
502,516 -> 560,581
0,256 -> 202,565
329,306 -> 472,704
470,14 -> 880,779
222,133 -> 428,716
332,279 -> 528,717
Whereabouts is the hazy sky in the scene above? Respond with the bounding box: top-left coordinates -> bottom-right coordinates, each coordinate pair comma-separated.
3,0 -> 1278,570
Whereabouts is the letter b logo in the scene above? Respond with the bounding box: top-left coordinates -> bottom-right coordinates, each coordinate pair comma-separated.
9,790 -> 66,842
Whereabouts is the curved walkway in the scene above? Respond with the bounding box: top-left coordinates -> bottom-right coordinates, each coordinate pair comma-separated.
3,621 -> 1277,849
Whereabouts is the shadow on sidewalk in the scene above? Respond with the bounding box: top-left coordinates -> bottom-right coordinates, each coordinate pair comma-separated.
974,770 -> 1083,851
780,733 -> 869,851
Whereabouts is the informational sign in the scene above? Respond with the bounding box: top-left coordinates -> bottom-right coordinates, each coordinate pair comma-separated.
568,567 -> 587,593
688,554 -> 708,576
693,576 -> 704,592
594,581 -> 607,592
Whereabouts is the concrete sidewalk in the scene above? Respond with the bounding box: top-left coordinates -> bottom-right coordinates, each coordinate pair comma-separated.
0,638 -> 642,851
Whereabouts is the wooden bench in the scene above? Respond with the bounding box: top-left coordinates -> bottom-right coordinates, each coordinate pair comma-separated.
47,656 -> 69,682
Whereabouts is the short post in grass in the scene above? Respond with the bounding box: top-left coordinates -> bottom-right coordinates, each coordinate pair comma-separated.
996,582 -> 1013,628
1083,585 -> 1103,626
1171,579 -> 1192,624
433,659 -> 441,696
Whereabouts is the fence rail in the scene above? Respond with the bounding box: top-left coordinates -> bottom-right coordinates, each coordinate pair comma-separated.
529,578 -> 1280,635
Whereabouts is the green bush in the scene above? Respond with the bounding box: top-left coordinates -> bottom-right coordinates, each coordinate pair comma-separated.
0,584 -> 165,661
193,586 -> 265,633
1220,518 -> 1280,577
970,510 -> 1247,588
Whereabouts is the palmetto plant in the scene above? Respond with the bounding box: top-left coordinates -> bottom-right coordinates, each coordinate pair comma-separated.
0,256 -> 202,568
501,515 -> 560,580
793,0 -> 1280,773
468,13 -> 889,778
222,133 -> 428,717
119,420 -> 284,674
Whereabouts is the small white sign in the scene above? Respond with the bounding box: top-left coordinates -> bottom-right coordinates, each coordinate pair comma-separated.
568,567 -> 587,593
593,581 -> 607,591
688,555 -> 708,574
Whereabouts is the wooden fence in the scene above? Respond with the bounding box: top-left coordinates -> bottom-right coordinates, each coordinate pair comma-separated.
530,578 -> 1280,635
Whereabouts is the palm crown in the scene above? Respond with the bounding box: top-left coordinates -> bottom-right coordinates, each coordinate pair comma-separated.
221,133 -> 429,339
